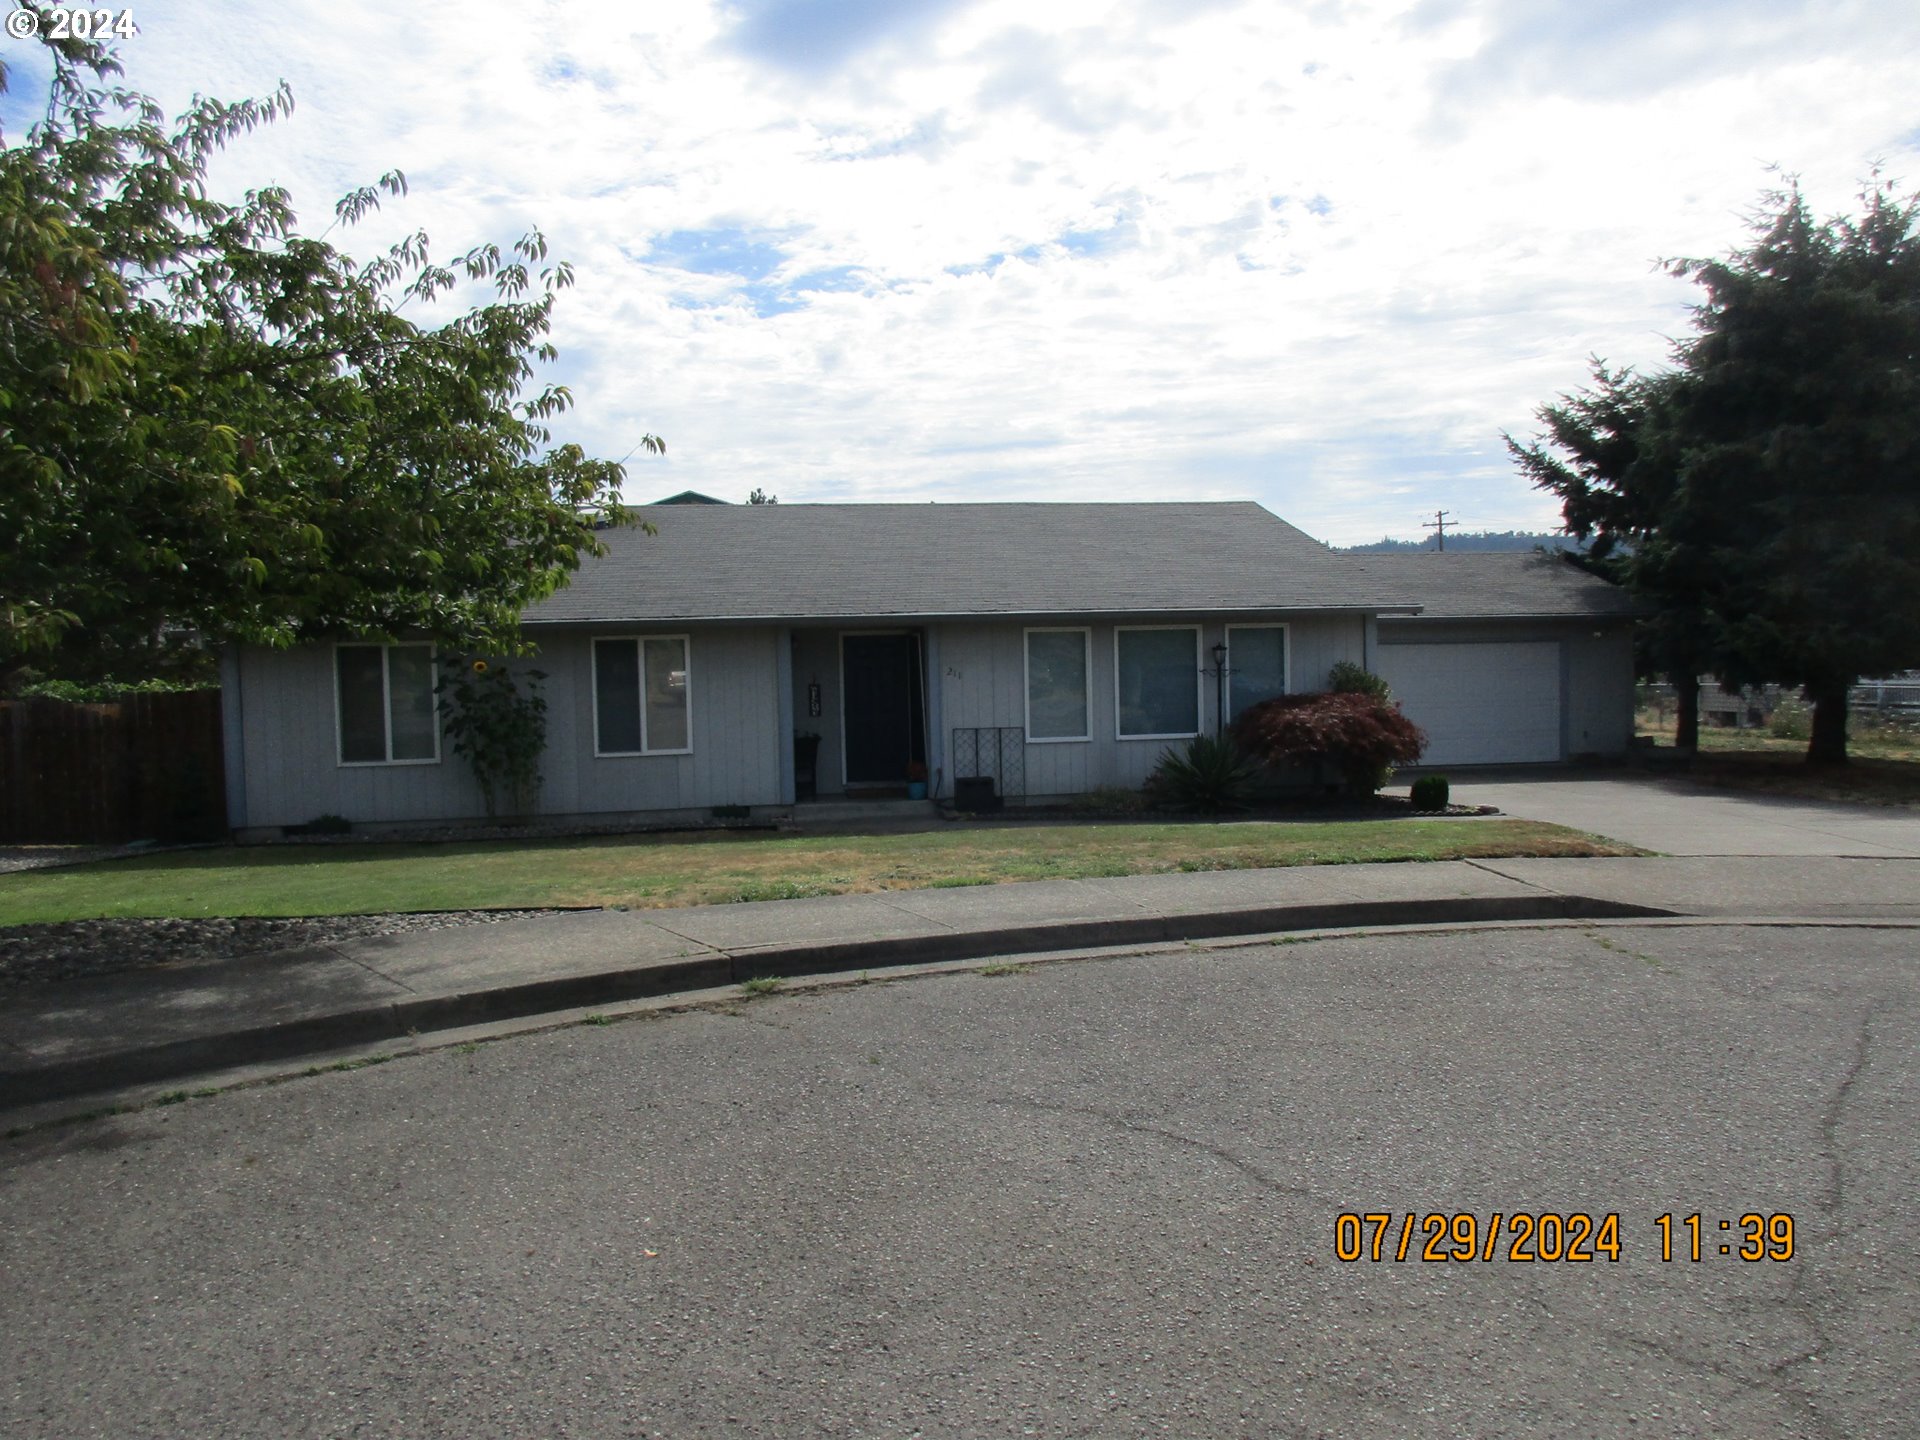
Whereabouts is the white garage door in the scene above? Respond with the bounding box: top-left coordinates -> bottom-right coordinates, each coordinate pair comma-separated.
1375,642 -> 1562,766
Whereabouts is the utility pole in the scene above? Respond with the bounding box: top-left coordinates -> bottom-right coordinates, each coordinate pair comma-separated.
1421,509 -> 1451,552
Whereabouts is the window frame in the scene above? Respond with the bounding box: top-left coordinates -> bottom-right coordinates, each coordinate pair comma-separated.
1023,626 -> 1093,744
1224,622 -> 1292,723
333,641 -> 441,768
591,633 -> 694,757
1113,624 -> 1204,741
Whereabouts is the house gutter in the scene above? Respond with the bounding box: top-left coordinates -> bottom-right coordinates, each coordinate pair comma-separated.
521,604 -> 1427,628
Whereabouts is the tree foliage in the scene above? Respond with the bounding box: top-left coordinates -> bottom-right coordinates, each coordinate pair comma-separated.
1513,180 -> 1920,762
1230,692 -> 1426,796
0,15 -> 658,683
1326,660 -> 1391,700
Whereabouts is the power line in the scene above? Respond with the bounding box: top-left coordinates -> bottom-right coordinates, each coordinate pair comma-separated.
1420,509 -> 1452,551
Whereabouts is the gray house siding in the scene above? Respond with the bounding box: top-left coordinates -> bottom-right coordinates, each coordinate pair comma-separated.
1564,627 -> 1635,757
932,613 -> 1365,799
790,628 -> 846,798
233,643 -> 486,830
552,627 -> 785,815
231,625 -> 785,832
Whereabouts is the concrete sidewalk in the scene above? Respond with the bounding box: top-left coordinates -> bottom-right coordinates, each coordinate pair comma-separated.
5,855 -> 1919,1114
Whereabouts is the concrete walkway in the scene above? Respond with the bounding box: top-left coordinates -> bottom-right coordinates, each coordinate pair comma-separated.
6,851 -> 1919,1116
1451,771 -> 1920,857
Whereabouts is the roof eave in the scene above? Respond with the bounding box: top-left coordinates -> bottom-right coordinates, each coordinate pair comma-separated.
524,602 -> 1427,626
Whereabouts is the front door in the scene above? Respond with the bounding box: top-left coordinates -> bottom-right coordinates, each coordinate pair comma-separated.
841,633 -> 925,785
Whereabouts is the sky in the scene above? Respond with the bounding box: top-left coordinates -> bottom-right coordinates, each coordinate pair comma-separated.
5,0 -> 1917,544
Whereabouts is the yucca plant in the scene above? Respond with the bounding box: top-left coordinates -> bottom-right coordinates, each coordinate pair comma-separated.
1145,735 -> 1259,812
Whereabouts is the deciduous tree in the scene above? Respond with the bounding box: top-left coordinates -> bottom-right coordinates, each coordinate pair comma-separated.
0,11 -> 658,685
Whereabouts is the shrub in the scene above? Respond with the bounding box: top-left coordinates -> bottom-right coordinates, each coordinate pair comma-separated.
438,659 -> 549,817
1327,661 -> 1391,700
1230,692 -> 1426,796
1768,696 -> 1812,741
1410,774 -> 1451,812
1144,735 -> 1259,812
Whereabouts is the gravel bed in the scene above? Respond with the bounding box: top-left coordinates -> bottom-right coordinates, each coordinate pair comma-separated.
0,909 -> 565,992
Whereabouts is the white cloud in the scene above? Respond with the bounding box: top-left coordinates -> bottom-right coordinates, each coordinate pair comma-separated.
56,0 -> 1920,541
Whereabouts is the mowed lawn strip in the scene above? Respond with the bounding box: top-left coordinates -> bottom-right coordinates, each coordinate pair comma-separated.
0,819 -> 1643,926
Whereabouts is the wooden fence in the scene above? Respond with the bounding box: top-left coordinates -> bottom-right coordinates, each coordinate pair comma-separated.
0,691 -> 227,844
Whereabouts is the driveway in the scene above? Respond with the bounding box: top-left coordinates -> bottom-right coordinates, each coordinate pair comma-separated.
1449,771 -> 1920,856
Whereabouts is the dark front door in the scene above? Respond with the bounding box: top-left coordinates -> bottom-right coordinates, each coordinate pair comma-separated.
842,633 -> 925,785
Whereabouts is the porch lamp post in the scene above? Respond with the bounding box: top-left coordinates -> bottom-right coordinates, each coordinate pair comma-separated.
1206,641 -> 1232,739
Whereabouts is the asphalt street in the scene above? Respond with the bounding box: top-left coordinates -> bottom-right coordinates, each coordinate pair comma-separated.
2,920 -> 1915,1439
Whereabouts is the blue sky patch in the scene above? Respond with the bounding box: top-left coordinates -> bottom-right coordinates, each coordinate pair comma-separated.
646,228 -> 792,282
724,0 -> 970,74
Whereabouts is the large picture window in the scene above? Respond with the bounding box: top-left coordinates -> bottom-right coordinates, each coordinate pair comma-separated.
336,643 -> 439,765
594,636 -> 692,755
1115,627 -> 1200,739
1025,628 -> 1090,742
1227,625 -> 1289,721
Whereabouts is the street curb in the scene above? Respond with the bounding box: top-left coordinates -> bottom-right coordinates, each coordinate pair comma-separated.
0,893 -> 1671,1111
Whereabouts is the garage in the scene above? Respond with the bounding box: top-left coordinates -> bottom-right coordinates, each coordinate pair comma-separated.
1375,640 -> 1562,766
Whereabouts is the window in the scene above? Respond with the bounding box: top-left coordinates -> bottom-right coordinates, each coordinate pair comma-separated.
1115,627 -> 1201,738
335,643 -> 438,765
594,636 -> 692,755
1227,625 -> 1289,721
1025,628 -> 1090,742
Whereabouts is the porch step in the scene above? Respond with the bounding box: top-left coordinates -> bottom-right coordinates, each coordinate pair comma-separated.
787,798 -> 941,824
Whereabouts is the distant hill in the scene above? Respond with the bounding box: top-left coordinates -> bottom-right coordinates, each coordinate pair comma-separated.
1339,530 -> 1584,554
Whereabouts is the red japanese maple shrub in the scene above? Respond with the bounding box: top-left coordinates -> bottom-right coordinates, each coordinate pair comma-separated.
1229,691 -> 1427,796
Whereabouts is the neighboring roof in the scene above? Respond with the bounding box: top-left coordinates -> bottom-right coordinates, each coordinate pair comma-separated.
1350,550 -> 1639,620
527,502 -> 1419,624
651,490 -> 729,505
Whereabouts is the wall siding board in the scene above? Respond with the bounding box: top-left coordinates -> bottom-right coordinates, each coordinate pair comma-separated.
791,630 -> 844,795
235,627 -> 784,828
1565,628 -> 1636,756
931,614 -> 1362,798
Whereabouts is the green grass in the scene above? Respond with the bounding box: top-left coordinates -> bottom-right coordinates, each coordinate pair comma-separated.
1637,710 -> 1920,806
0,819 -> 1642,927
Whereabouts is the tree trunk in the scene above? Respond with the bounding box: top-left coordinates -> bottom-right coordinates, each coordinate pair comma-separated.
1673,673 -> 1700,752
1806,679 -> 1850,765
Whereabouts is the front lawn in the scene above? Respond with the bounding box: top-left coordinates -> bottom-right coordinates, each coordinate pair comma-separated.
0,819 -> 1641,925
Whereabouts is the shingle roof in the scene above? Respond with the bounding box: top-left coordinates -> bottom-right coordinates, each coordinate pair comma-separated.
525,502 -> 1414,624
1347,550 -> 1639,620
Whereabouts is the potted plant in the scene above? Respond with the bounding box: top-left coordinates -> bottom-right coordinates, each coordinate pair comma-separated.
906,761 -> 928,800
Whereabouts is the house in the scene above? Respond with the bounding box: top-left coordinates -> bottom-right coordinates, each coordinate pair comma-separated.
217,503 -> 1636,836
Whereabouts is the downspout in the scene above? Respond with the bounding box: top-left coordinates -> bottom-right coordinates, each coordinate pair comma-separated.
776,628 -> 796,805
